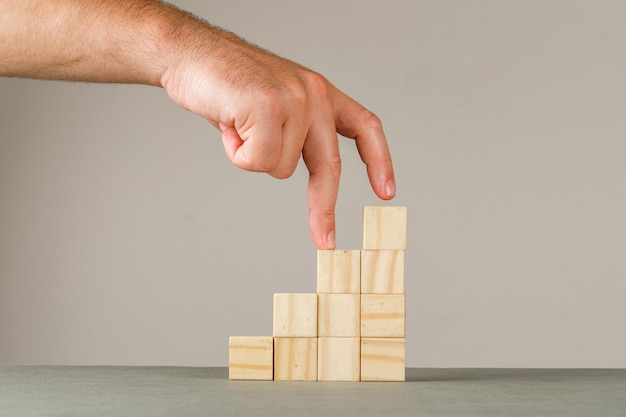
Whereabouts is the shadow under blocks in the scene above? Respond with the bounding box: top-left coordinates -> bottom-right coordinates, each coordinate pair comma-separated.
229,206 -> 407,382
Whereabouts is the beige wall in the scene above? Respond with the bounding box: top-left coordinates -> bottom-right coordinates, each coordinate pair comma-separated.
1,0 -> 625,367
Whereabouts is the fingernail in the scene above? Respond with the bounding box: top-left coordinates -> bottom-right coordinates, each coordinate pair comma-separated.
385,179 -> 396,198
326,230 -> 336,249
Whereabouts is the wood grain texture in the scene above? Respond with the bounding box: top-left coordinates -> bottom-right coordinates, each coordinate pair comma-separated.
360,294 -> 405,337
228,336 -> 273,380
274,337 -> 318,381
318,294 -> 360,337
318,337 -> 360,381
362,206 -> 408,250
317,250 -> 361,294
361,250 -> 404,294
361,338 -> 405,381
273,293 -> 318,337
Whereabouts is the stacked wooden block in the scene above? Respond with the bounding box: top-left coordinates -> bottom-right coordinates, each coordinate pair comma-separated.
229,206 -> 407,382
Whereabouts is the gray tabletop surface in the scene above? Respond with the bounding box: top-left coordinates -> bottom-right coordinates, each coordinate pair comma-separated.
1,366 -> 625,416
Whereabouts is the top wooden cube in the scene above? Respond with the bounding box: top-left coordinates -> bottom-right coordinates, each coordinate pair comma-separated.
362,206 -> 408,250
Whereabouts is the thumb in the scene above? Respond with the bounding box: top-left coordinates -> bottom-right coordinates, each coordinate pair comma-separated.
219,122 -> 246,164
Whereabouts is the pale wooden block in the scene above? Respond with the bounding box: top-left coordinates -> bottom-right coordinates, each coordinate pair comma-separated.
318,337 -> 360,381
361,338 -> 405,381
360,294 -> 405,337
362,206 -> 408,250
274,337 -> 317,381
317,250 -> 360,294
228,336 -> 273,380
318,294 -> 360,337
361,250 -> 404,294
273,293 -> 318,337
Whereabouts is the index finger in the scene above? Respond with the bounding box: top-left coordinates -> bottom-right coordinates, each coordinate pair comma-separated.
332,88 -> 396,200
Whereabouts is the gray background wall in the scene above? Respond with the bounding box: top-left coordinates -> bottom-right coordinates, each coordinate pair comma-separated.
1,0 -> 625,367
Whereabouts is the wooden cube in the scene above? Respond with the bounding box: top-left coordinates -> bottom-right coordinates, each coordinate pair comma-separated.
362,206 -> 407,250
318,337 -> 360,381
361,338 -> 405,381
317,250 -> 360,294
273,293 -> 318,337
318,294 -> 360,337
361,294 -> 405,337
274,337 -> 317,381
228,336 -> 274,380
361,250 -> 404,294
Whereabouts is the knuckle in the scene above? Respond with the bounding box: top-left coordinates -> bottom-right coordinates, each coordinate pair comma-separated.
287,82 -> 308,111
257,87 -> 287,118
270,166 -> 296,180
312,206 -> 336,219
304,71 -> 331,101
378,156 -> 394,169
308,153 -> 341,177
234,153 -> 279,174
325,154 -> 342,177
360,109 -> 384,132
256,159 -> 280,173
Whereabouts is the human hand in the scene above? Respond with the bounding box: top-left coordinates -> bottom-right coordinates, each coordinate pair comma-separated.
0,0 -> 393,248
161,25 -> 395,249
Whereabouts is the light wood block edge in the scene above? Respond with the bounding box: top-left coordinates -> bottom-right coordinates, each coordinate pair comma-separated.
229,336 -> 273,380
361,250 -> 404,294
273,293 -> 318,337
318,294 -> 360,337
361,294 -> 405,338
361,338 -> 405,382
318,337 -> 360,381
274,337 -> 318,381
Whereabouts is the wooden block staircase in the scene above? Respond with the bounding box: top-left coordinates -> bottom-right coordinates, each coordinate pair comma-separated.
229,206 -> 407,381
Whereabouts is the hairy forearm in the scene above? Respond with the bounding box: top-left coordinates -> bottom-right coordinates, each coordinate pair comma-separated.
0,0 -> 396,250
0,0 -> 211,86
